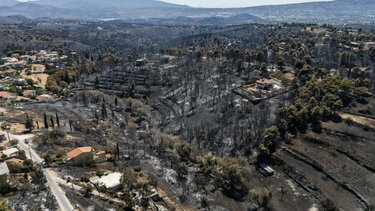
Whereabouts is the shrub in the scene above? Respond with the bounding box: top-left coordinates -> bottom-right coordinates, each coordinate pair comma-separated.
10,140 -> 18,146
96,171 -> 104,177
320,199 -> 339,211
80,176 -> 90,183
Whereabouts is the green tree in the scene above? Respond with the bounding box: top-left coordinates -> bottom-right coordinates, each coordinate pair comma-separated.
200,196 -> 210,210
0,200 -> 9,211
44,113 -> 48,129
25,113 -> 34,131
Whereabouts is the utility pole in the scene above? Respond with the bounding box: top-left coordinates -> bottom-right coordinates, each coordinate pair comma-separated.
28,146 -> 32,161
6,131 -> 10,142
71,182 -> 77,210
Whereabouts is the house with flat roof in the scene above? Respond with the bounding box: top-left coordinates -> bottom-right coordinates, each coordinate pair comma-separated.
3,147 -> 19,157
91,172 -> 122,189
0,162 -> 10,177
259,163 -> 274,176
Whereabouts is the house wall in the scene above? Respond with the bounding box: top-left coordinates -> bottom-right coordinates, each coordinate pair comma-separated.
72,152 -> 94,166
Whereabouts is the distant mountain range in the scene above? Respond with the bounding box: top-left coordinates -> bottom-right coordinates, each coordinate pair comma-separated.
0,0 -> 374,24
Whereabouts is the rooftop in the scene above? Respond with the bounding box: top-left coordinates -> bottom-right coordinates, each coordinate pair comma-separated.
0,162 -> 10,176
3,147 -> 19,157
67,146 -> 92,159
0,92 -> 16,99
256,78 -> 273,85
91,172 -> 122,189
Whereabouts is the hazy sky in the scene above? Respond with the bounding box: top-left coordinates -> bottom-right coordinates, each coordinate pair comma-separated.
159,0 -> 332,8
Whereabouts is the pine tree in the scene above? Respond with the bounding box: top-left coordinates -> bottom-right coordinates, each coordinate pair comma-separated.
25,113 -> 34,131
50,116 -> 54,129
56,113 -> 60,128
102,102 -> 107,119
44,113 -> 48,129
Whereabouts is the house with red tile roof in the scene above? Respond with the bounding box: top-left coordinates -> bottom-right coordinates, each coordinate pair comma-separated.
256,78 -> 273,90
36,94 -> 54,102
3,69 -> 17,77
11,61 -> 26,69
0,92 -> 16,101
23,90 -> 36,97
66,147 -> 94,166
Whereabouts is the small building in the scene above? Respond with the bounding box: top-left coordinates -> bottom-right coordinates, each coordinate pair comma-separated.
11,61 -> 26,69
66,146 -> 94,166
19,55 -> 30,61
12,79 -> 27,86
3,69 -> 17,77
29,56 -> 37,62
23,90 -> 36,97
39,56 -> 51,62
256,78 -> 273,90
91,172 -> 122,189
259,163 -> 274,176
0,132 -> 6,141
36,94 -> 54,102
350,42 -> 359,47
136,59 -> 146,67
0,65 -> 8,70
95,151 -> 106,162
60,55 -> 68,60
0,162 -> 10,177
0,92 -> 17,101
3,147 -> 19,157
37,50 -> 47,57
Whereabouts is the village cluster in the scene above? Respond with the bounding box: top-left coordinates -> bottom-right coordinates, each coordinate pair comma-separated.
0,50 -> 69,105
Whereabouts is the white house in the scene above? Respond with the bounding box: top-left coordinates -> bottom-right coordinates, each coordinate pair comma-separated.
0,162 -> 10,176
91,172 -> 122,189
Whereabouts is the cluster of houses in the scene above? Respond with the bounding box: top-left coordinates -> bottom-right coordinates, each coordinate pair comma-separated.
0,50 -> 62,104
0,90 -> 54,104
0,50 -> 68,71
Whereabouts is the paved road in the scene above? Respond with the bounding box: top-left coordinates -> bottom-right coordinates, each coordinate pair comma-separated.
10,134 -> 75,211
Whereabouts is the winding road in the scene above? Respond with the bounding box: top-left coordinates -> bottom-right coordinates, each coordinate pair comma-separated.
10,133 -> 75,211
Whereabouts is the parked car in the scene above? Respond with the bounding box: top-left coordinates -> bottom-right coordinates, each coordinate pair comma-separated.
41,161 -> 48,168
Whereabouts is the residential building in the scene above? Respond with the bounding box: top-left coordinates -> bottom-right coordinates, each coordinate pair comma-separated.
366,42 -> 375,47
19,55 -> 30,61
12,78 -> 27,86
259,163 -> 274,176
66,146 -> 94,166
0,92 -> 16,101
0,132 -> 6,141
256,78 -> 273,90
23,90 -> 36,97
91,172 -> 122,189
0,133 -> 6,141
0,162 -> 10,177
11,61 -> 26,69
3,69 -> 17,77
94,151 -> 106,162
3,147 -> 19,157
36,94 -> 54,102
37,50 -> 47,57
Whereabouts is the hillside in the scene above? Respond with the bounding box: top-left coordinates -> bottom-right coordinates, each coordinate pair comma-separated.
0,0 -> 374,23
